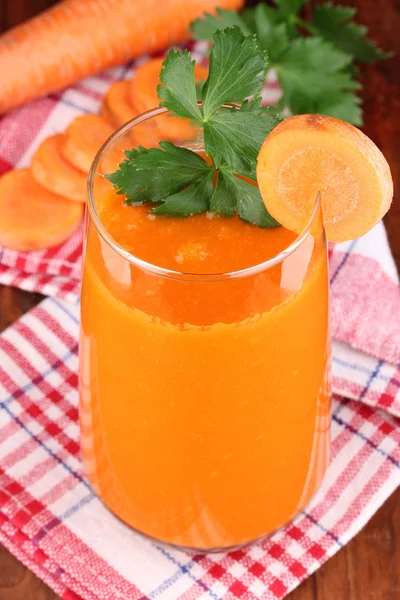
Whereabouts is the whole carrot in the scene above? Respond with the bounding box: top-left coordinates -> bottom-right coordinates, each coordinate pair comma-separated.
0,0 -> 243,115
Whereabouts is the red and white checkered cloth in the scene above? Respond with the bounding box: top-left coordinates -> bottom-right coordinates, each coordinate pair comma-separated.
1,47 -> 400,600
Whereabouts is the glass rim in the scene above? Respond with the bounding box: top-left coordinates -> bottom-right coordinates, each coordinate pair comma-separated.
87,105 -> 322,282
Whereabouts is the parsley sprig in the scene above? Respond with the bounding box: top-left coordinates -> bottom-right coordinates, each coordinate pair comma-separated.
107,27 -> 280,227
191,1 -> 391,126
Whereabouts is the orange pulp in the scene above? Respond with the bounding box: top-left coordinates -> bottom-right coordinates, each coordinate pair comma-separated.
80,188 -> 331,550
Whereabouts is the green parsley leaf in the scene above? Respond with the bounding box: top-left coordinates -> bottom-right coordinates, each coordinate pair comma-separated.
106,143 -> 212,204
214,169 -> 279,227
276,37 -> 360,112
157,50 -> 202,122
315,91 -> 363,126
273,0 -> 307,17
278,36 -> 352,79
209,168 -> 279,228
239,7 -> 258,32
244,2 -> 300,40
191,1 -> 391,126
204,104 -> 280,177
312,3 -> 391,62
209,170 -> 237,216
190,8 -> 250,40
253,5 -> 289,62
152,170 -> 215,216
315,3 -> 357,24
195,79 -> 205,100
201,27 -> 267,119
236,182 -> 279,228
107,29 -> 281,224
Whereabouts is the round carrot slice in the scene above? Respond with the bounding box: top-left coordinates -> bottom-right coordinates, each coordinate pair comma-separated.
61,114 -> 114,173
130,58 -> 168,113
31,134 -> 87,203
256,114 -> 393,243
130,58 -> 208,141
0,169 -> 83,251
101,81 -> 138,128
130,58 -> 162,112
101,80 -> 158,147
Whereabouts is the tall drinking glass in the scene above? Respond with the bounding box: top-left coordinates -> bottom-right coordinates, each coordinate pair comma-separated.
79,107 -> 331,551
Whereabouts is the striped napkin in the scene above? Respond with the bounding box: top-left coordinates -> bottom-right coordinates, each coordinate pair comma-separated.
1,47 -> 400,600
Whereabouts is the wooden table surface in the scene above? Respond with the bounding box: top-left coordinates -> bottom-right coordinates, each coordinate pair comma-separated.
0,0 -> 399,598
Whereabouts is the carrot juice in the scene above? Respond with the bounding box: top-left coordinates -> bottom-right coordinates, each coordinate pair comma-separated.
79,110 -> 331,551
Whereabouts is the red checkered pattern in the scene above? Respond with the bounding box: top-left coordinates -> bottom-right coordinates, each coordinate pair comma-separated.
1,297 -> 399,600
1,44 -> 400,600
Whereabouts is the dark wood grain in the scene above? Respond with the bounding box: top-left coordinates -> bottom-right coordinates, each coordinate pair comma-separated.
0,0 -> 399,598
0,285 -> 43,331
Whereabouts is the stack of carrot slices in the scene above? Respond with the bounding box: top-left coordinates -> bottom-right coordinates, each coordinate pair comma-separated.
0,58 -> 208,251
0,61 -> 392,252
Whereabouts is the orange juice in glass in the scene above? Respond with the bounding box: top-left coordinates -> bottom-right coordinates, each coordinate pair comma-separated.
79,107 -> 331,551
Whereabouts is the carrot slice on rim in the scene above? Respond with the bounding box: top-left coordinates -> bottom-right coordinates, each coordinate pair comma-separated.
256,114 -> 393,243
31,134 -> 87,203
130,58 -> 208,141
0,169 -> 83,251
61,114 -> 114,173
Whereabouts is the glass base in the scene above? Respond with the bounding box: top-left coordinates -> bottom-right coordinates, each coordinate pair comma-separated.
95,488 -> 321,554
